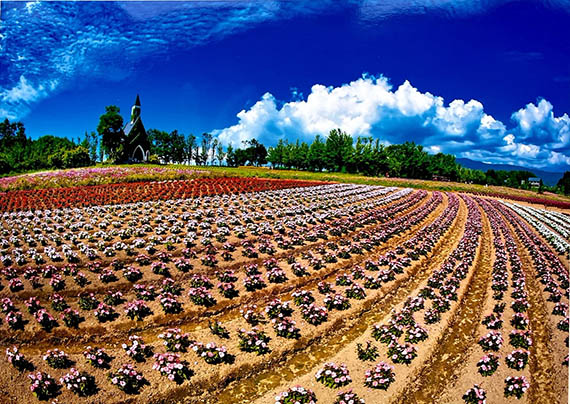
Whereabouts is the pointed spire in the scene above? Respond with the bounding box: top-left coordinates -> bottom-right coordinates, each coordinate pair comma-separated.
135,94 -> 141,106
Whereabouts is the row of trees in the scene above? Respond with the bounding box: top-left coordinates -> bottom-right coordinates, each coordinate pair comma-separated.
2,113 -> 569,195
265,129 -> 540,188
0,119 -> 92,174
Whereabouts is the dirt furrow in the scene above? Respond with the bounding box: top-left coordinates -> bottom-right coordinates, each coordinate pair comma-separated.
8,192 -> 437,349
391,200 -> 494,404
207,195 -> 467,404
506,220 -> 560,404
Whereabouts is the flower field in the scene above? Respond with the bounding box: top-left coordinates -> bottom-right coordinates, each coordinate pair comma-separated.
0,177 -> 567,404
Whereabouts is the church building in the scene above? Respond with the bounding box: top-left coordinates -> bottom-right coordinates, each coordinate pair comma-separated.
122,94 -> 150,162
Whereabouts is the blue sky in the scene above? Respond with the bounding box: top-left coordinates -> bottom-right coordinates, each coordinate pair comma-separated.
1,0 -> 569,171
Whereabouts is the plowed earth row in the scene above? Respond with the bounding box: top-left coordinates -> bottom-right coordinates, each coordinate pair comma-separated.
0,182 -> 567,404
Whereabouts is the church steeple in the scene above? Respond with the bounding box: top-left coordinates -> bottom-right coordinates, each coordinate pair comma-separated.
131,94 -> 141,122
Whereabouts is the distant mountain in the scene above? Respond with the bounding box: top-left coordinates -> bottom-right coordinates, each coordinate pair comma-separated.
456,158 -> 563,186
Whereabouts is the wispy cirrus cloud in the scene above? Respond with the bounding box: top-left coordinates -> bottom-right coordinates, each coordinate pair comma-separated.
0,0 -> 346,119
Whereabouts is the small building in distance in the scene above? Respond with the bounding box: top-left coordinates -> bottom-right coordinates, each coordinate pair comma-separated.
528,177 -> 541,187
122,94 -> 150,162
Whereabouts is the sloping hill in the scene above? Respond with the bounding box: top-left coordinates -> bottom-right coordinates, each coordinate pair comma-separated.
456,158 -> 563,186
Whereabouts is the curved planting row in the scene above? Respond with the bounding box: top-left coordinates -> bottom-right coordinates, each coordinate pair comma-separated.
0,183 -> 450,404
246,193 -> 467,404
0,177 -> 326,211
501,201 -> 570,256
0,179 -> 567,404
471,192 -> 570,210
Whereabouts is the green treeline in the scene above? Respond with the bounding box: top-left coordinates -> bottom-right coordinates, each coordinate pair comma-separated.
2,117 -> 569,195
0,119 -> 93,174
261,129 -> 539,189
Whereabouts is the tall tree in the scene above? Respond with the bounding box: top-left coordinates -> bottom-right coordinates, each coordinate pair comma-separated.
216,142 -> 226,166
308,135 -> 327,172
186,134 -> 196,164
200,133 -> 213,165
211,138 -> 218,164
97,105 -> 124,161
325,128 -> 353,172
226,144 -> 237,167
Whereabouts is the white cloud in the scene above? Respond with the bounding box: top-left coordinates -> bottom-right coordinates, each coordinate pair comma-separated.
0,76 -> 58,119
511,98 -> 570,148
214,75 -> 494,146
2,76 -> 43,104
214,74 -> 570,171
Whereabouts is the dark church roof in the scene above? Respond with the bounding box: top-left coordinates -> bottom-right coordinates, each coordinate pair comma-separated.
123,117 -> 139,138
135,94 -> 141,106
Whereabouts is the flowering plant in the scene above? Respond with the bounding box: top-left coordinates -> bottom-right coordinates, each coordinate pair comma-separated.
265,299 -> 293,319
83,346 -> 112,368
478,331 -> 503,351
345,283 -> 366,300
387,342 -> 417,365
159,328 -> 192,352
317,281 -> 334,295
78,292 -> 99,310
5,310 -> 25,329
476,353 -> 499,376
238,328 -> 271,355
122,335 -> 153,362
152,353 -> 193,384
125,300 -> 152,321
505,349 -> 529,370
109,363 -> 148,394
44,349 -> 72,369
188,287 -> 216,307
218,282 -> 239,299
159,293 -> 183,314
275,386 -> 317,404
35,309 -> 57,330
324,294 -> 350,311
424,308 -> 441,324
60,368 -> 97,396
124,266 -> 143,282
462,384 -> 487,404
6,346 -> 33,371
191,342 -> 233,364
333,390 -> 365,404
61,308 -> 82,328
134,284 -> 156,301
509,330 -> 532,349
315,362 -> 351,388
482,313 -> 503,330
510,313 -> 529,330
243,274 -> 266,291
511,298 -> 529,313
209,320 -> 230,338
364,362 -> 395,390
51,294 -> 69,312
28,371 -> 61,400
272,317 -> 301,339
241,305 -> 264,325
94,303 -> 118,322
405,323 -> 428,344
292,290 -> 315,306
104,290 -> 124,306
356,341 -> 379,362
504,376 -> 529,399
301,304 -> 328,326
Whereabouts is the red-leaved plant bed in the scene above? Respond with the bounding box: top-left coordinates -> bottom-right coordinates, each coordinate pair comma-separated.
0,177 -> 325,211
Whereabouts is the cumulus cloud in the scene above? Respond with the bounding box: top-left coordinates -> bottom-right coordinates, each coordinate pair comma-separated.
213,75 -> 570,171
